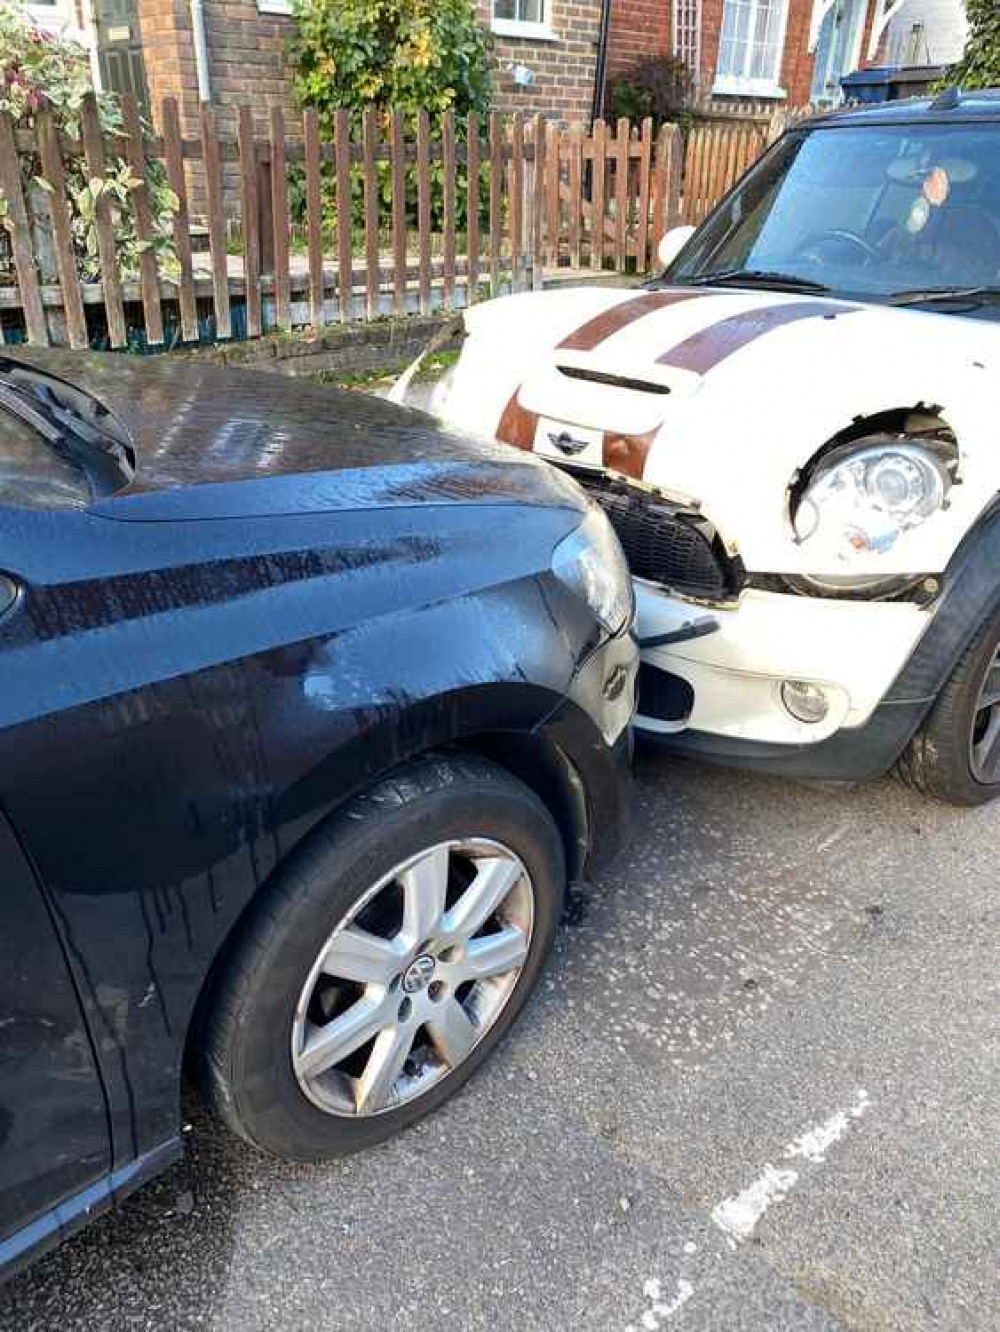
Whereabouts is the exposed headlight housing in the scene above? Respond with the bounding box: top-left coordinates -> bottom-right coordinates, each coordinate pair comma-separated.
791,435 -> 955,592
552,508 -> 634,635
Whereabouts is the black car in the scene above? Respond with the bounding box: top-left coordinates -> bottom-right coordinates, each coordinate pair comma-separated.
0,350 -> 636,1280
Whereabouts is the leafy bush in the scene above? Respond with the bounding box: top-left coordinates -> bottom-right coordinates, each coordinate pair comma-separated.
0,7 -> 177,283
608,55 -> 693,127
288,0 -> 493,233
939,0 -> 1000,90
290,0 -> 492,133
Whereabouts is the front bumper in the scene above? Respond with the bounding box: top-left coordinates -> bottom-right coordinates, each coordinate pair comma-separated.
543,624 -> 638,875
635,580 -> 932,752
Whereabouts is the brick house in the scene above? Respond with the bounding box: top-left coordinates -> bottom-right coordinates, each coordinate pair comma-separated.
38,0 -> 608,148
603,0 -> 964,109
25,0 -> 969,144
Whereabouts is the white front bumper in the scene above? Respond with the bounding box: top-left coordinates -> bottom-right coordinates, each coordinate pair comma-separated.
636,581 -> 931,746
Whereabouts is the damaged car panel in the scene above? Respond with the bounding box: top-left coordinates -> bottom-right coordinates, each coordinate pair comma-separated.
0,351 -> 636,1280
414,92 -> 1000,804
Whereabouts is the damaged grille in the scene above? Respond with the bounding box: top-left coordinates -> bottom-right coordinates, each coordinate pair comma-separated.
570,469 -> 741,600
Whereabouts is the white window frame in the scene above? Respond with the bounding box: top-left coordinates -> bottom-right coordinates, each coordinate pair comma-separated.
672,0 -> 703,76
491,0 -> 557,43
712,0 -> 790,99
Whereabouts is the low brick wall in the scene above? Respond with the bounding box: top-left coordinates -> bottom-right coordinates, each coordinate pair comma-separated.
178,313 -> 456,379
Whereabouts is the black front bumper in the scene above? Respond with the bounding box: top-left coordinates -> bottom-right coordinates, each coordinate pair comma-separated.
542,626 -> 638,874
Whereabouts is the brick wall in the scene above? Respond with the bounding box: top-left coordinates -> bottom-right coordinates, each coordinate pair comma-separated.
605,0 -> 671,82
202,0 -> 297,141
139,0 -> 200,139
138,0 -> 298,211
780,0 -> 818,107
140,0 -> 297,139
475,1 -> 601,120
698,0 -> 723,92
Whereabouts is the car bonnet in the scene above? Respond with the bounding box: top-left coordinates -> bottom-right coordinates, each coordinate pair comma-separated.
1,348 -> 589,522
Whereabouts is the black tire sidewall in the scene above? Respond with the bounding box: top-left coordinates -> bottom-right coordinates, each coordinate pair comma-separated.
904,603 -> 1000,805
950,611 -> 1000,798
207,764 -> 565,1159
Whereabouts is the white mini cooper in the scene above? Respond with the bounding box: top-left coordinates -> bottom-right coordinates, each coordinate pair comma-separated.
412,90 -> 1000,805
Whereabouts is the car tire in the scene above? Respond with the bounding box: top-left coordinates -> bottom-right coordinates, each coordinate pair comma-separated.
895,604 -> 1000,806
198,753 -> 565,1160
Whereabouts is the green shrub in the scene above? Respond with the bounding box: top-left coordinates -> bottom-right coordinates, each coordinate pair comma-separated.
939,0 -> 1000,90
0,6 -> 178,283
288,0 -> 493,233
608,55 -> 693,128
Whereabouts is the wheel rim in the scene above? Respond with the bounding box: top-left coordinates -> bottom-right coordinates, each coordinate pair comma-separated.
969,645 -> 1000,783
291,839 -> 534,1118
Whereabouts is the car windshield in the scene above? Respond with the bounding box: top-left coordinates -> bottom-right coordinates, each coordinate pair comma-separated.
668,123 -> 1000,315
0,408 -> 93,510
0,363 -> 133,508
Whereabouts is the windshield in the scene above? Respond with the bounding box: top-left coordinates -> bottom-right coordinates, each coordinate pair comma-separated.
0,361 -> 133,508
669,124 -> 1000,311
0,410 -> 92,510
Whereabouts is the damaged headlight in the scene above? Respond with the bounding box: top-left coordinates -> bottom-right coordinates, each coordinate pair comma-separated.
552,509 -> 634,635
792,439 -> 952,571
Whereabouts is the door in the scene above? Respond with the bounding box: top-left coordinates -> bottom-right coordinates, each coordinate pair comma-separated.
95,0 -> 151,115
0,807 -> 111,1261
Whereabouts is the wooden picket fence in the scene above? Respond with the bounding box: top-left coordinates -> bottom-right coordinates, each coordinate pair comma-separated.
0,93 -> 784,351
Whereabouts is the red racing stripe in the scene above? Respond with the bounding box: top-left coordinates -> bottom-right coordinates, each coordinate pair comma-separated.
558,288 -> 715,352
656,301 -> 859,374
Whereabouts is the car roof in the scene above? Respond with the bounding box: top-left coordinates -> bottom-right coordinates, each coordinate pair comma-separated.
800,88 -> 1000,130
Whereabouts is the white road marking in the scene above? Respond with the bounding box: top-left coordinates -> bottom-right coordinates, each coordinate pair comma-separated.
625,1089 -> 872,1327
627,1277 -> 696,1331
711,1162 -> 800,1245
784,1089 -> 870,1164
713,1088 -> 871,1246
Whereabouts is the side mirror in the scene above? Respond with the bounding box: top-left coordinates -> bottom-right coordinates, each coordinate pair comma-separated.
657,225 -> 696,271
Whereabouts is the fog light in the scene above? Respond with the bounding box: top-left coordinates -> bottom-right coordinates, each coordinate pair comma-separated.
781,680 -> 829,724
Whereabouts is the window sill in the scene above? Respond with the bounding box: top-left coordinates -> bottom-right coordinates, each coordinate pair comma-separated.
711,77 -> 787,99
491,20 -> 560,43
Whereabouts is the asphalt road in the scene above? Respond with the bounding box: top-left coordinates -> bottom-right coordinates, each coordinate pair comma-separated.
2,750 -> 997,1332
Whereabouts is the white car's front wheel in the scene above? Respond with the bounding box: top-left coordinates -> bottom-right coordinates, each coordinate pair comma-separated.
896,605 -> 1000,805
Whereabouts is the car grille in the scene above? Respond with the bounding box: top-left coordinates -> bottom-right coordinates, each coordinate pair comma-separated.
570,469 -> 741,600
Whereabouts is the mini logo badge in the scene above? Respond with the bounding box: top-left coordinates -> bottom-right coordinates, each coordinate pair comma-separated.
548,430 -> 591,457
402,954 -> 436,994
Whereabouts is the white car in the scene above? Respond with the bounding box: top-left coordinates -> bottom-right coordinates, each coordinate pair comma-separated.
411,90 -> 1000,805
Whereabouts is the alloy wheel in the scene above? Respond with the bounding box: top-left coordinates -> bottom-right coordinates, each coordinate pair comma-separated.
969,645 -> 1000,783
291,839 -> 534,1117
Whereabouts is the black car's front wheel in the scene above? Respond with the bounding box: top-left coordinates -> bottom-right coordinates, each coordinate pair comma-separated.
896,604 -> 1000,806
199,754 -> 564,1159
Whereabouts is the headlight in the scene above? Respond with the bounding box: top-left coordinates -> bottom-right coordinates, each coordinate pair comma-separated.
552,508 -> 634,635
793,440 -> 952,567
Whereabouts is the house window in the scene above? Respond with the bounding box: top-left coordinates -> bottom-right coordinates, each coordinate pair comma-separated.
672,0 -> 702,77
492,0 -> 555,41
713,0 -> 789,97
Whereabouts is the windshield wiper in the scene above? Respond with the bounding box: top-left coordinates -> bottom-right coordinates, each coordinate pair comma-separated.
0,369 -> 133,496
889,285 -> 1000,308
685,269 -> 832,294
